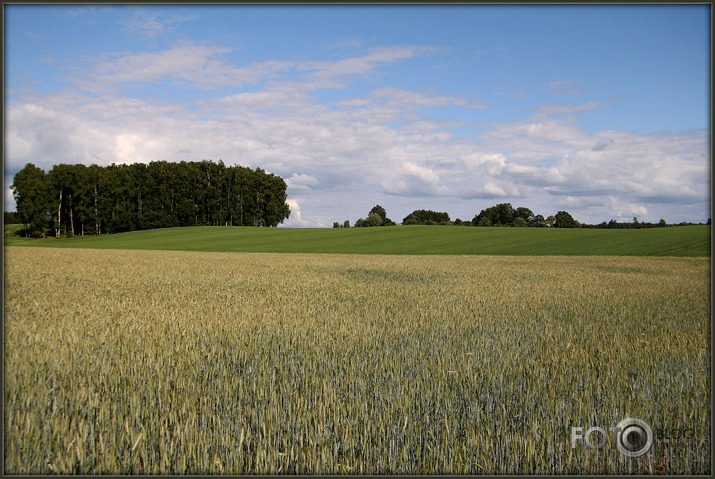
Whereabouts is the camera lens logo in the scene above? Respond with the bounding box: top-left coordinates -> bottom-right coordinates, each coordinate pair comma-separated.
615,418 -> 653,458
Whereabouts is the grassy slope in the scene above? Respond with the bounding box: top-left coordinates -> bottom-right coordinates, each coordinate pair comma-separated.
4,224 -> 711,256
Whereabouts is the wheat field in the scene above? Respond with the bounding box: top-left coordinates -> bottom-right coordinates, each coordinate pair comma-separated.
4,247 -> 711,474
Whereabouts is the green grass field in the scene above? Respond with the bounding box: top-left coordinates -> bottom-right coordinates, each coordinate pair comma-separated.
3,224 -> 710,256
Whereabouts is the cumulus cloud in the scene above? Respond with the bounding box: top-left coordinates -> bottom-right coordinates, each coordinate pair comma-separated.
382,161 -> 445,197
282,199 -> 309,227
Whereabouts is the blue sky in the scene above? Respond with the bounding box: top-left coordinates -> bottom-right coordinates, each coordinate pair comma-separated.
4,4 -> 711,226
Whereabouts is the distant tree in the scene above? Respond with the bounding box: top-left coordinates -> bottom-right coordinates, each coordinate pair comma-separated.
494,203 -> 515,225
403,209 -> 450,225
545,215 -> 556,227
333,222 -> 341,228
515,207 -> 534,225
365,212 -> 383,227
473,203 -> 515,226
343,220 -> 350,228
47,164 -> 80,237
4,211 -> 19,224
472,208 -> 493,226
454,218 -> 464,226
354,218 -> 366,227
513,217 -> 528,227
11,163 -> 50,238
658,219 -> 667,227
369,205 -> 387,221
10,160 -> 291,236
476,216 -> 492,227
360,205 -> 394,226
554,210 -> 579,228
533,214 -> 546,227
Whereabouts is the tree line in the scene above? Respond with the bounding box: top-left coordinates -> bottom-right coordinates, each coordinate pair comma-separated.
10,160 -> 291,238
335,203 -> 701,228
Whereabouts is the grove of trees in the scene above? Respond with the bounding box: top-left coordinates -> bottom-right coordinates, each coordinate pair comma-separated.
11,160 -> 291,238
353,205 -> 396,227
471,203 -> 565,227
337,203 -> 685,229
402,209 -> 451,225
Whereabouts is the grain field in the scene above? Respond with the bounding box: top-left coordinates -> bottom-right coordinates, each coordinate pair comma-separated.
4,247 -> 710,474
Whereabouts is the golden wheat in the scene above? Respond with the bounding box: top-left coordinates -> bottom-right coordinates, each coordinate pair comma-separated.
4,247 -> 710,474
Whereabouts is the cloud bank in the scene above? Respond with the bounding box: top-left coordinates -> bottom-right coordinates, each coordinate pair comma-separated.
5,40 -> 710,226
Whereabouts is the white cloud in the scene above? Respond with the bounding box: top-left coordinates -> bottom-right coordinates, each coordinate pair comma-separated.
81,42 -> 231,88
282,199 -> 309,227
382,161 -> 445,197
119,11 -> 198,39
371,86 -> 472,109
297,45 -> 434,89
538,101 -> 610,116
73,41 -> 300,93
5,181 -> 16,212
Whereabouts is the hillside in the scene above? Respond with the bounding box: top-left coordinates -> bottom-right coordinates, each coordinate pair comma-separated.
4,224 -> 710,256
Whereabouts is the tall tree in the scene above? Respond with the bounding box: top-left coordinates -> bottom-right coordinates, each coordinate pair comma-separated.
11,163 -> 49,237
362,204 -> 394,226
369,205 -> 387,221
554,210 -> 579,228
47,164 -> 80,237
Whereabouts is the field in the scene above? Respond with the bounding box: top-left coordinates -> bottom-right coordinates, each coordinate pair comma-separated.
3,224 -> 711,256
4,246 -> 711,474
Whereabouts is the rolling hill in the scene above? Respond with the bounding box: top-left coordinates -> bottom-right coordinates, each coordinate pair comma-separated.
4,224 -> 710,256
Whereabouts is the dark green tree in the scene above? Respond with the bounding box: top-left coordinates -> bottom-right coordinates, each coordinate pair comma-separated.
11,163 -> 49,237
360,205 -> 394,226
402,209 -> 450,225
369,205 -> 387,221
365,212 -> 383,227
515,207 -> 535,225
476,216 -> 492,227
473,203 -> 514,226
47,164 -> 82,237
4,211 -> 19,224
554,210 -> 579,228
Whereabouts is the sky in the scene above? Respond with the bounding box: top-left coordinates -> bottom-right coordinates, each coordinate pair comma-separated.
4,4 -> 711,226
